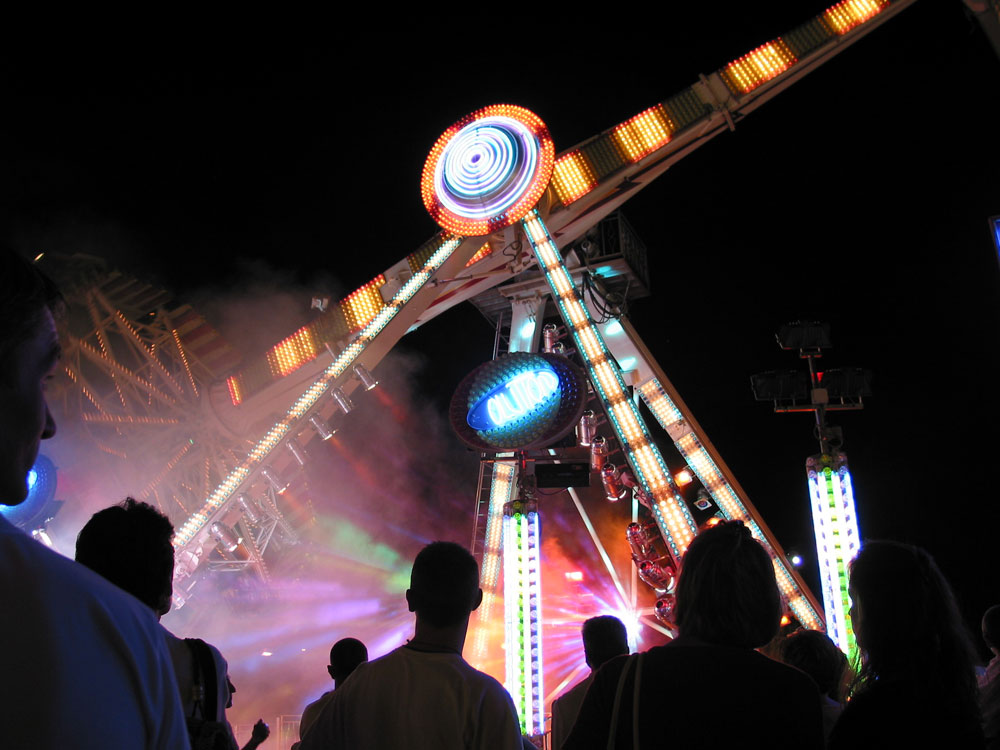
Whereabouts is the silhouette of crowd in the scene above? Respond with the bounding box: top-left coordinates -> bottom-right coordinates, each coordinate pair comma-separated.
1,247 -> 995,749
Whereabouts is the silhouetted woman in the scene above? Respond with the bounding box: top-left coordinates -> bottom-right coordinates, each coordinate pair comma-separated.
563,521 -> 823,749
829,540 -> 984,748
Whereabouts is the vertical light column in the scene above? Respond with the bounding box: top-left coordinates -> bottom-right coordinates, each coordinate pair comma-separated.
503,505 -> 543,735
638,378 -> 824,631
470,461 -> 516,665
521,210 -> 698,559
806,453 -> 860,655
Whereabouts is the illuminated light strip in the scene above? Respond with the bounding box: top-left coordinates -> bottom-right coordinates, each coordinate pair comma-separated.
823,0 -> 888,34
719,39 -> 798,95
171,328 -> 199,398
521,210 -> 697,557
638,379 -> 823,631
471,461 -> 516,663
551,150 -> 598,205
807,457 -> 860,655
226,375 -> 243,406
611,104 -> 675,163
503,509 -> 543,736
173,236 -> 463,546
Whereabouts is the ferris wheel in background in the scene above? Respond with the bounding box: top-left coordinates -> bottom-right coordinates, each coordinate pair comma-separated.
42,253 -> 297,587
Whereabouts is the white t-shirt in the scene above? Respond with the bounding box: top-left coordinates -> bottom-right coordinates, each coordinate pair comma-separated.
0,515 -> 190,749
163,628 -> 237,745
300,645 -> 523,750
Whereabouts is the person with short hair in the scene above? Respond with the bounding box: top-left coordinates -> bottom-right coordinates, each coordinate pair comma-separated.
551,616 -> 629,750
563,521 -> 823,749
300,541 -> 522,749
0,248 -> 190,749
829,541 -> 984,748
296,637 -> 369,742
779,629 -> 848,741
76,497 -> 245,749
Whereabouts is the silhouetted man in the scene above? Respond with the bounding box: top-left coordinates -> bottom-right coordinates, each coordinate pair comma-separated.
76,497 -> 249,750
551,616 -> 629,750
300,541 -> 522,749
296,637 -> 369,742
0,249 -> 189,749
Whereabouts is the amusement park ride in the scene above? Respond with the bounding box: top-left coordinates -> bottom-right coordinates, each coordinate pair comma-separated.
21,0 -> 915,741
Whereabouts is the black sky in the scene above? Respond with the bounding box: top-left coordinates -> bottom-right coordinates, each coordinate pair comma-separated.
3,2 -> 999,639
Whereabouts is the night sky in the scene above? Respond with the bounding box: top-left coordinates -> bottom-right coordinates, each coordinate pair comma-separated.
3,0 -> 999,674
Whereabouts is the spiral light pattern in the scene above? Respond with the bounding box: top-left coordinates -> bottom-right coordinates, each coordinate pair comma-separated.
422,105 -> 554,237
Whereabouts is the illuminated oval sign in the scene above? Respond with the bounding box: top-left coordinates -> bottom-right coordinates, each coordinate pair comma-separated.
467,366 -> 560,431
450,353 -> 587,451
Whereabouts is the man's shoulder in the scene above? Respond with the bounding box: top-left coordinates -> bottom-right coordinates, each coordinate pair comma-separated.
1,522 -> 161,634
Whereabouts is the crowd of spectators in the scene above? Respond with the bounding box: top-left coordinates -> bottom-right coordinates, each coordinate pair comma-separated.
2,248 -> 996,749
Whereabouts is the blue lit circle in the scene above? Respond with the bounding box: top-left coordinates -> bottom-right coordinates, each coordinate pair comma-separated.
435,117 -> 539,221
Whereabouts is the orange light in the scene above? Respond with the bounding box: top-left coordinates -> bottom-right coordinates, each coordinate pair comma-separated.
823,0 -> 888,35
551,151 -> 598,206
780,614 -> 792,627
268,326 -> 319,377
720,39 -> 797,95
464,242 -> 493,268
565,571 -> 584,582
341,276 -> 386,331
611,104 -> 674,163
674,468 -> 694,486
705,517 -> 722,527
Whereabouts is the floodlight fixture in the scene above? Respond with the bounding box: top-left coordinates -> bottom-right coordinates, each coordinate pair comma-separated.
260,466 -> 287,494
332,387 -> 354,414
354,364 -> 378,391
601,464 -> 627,502
286,439 -> 307,467
590,435 -> 608,471
307,414 -> 335,440
777,321 -> 832,351
236,494 -> 263,525
576,410 -> 597,447
542,324 -> 560,353
210,521 -> 242,553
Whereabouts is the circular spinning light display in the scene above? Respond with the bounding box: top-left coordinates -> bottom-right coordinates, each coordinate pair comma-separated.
421,105 -> 554,237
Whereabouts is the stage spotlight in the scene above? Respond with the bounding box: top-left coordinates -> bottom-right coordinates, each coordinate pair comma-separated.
354,364 -> 378,391
601,464 -> 627,502
590,436 -> 608,471
307,414 -> 335,440
638,561 -> 676,593
210,521 -> 242,553
259,466 -> 287,494
655,594 -> 676,624
788,551 -> 804,568
236,494 -> 263,525
674,468 -> 693,486
626,522 -> 654,560
286,439 -> 307,467
332,387 -> 354,414
576,410 -> 596,447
